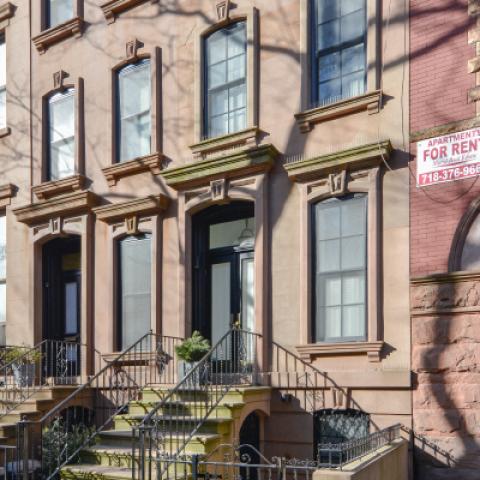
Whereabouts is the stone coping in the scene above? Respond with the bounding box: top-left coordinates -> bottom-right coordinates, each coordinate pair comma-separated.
411,270 -> 480,284
162,143 -> 279,190
284,140 -> 392,181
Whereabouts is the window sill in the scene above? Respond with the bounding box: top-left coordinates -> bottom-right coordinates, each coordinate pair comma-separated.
32,174 -> 86,201
0,127 -> 11,139
100,0 -> 158,24
295,90 -> 383,133
296,341 -> 384,363
190,127 -> 268,160
0,183 -> 15,208
0,3 -> 15,29
32,17 -> 84,54
102,152 -> 164,187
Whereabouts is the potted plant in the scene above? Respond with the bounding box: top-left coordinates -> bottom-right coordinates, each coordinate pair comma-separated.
175,331 -> 210,385
4,346 -> 42,387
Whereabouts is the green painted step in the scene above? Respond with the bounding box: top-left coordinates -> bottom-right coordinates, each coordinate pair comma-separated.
61,464 -> 133,480
128,400 -> 244,418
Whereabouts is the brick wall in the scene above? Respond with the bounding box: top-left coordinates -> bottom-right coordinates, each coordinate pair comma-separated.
410,0 -> 478,278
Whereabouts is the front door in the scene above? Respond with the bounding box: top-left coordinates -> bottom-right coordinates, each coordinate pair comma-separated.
193,202 -> 255,344
43,237 -> 81,378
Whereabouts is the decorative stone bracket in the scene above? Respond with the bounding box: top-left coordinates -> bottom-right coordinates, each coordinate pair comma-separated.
0,183 -> 16,208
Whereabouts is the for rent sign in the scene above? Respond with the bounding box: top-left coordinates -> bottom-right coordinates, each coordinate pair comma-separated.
416,128 -> 480,186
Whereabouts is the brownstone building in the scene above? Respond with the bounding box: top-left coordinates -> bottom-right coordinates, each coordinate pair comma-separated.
0,0 -> 412,478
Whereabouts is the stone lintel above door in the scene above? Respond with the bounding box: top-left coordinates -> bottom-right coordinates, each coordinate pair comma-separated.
162,143 -> 279,191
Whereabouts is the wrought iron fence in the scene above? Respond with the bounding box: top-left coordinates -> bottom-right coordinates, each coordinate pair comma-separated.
317,423 -> 401,469
16,333 -> 182,480
0,340 -> 102,420
133,328 -> 261,480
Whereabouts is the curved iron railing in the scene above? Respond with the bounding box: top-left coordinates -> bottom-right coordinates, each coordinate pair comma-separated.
16,332 -> 182,480
133,328 -> 261,480
0,340 -> 102,420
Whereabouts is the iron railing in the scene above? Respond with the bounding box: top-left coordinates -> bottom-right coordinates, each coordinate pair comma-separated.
0,340 -> 102,420
317,423 -> 402,469
133,328 -> 261,480
16,333 -> 182,480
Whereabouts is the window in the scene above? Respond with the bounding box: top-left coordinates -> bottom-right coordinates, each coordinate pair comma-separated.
46,0 -> 74,29
0,215 -> 6,345
0,36 -> 6,130
205,21 -> 247,139
117,59 -> 151,163
460,213 -> 480,271
312,0 -> 366,107
47,88 -> 75,181
313,194 -> 367,342
118,235 -> 151,350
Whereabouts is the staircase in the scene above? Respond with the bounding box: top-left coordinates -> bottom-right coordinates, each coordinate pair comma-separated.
60,385 -> 271,480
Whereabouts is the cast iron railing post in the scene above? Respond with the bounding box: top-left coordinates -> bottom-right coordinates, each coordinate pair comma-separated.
192,454 -> 199,480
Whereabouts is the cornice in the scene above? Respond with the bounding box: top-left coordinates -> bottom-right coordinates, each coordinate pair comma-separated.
284,140 -> 392,182
32,17 -> 84,54
32,174 -> 86,200
93,195 -> 169,223
411,270 -> 480,285
13,191 -> 100,225
102,152 -> 163,186
0,2 -> 15,26
100,0 -> 158,24
162,144 -> 279,190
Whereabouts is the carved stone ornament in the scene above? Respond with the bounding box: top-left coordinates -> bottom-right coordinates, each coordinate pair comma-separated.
126,38 -> 144,59
328,170 -> 347,196
125,215 -> 139,235
53,70 -> 69,90
49,217 -> 64,236
216,0 -> 230,21
210,179 -> 229,202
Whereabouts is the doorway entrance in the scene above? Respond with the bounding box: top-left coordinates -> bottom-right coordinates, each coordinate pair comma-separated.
42,236 -> 81,377
192,202 -> 255,345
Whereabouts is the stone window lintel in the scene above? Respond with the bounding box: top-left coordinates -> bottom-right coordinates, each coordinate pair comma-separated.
102,152 -> 164,187
100,0 -> 159,24
32,17 -> 84,54
295,90 -> 383,133
0,2 -> 15,28
285,140 -> 392,182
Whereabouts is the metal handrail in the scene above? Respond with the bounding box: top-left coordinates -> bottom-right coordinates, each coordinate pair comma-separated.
16,332 -> 183,480
134,327 -> 261,480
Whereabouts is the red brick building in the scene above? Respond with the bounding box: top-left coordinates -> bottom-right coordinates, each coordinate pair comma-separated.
410,0 -> 480,478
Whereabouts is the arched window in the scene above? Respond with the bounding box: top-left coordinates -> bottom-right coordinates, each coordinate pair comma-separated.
312,194 -> 367,342
204,21 -> 247,138
116,59 -> 152,163
460,212 -> 480,271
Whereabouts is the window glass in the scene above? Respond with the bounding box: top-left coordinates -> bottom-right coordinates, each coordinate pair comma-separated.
48,89 -> 75,180
313,0 -> 366,107
118,235 -> 151,350
47,0 -> 74,28
205,21 -> 247,138
118,60 -> 151,162
314,195 -> 367,342
460,213 -> 480,271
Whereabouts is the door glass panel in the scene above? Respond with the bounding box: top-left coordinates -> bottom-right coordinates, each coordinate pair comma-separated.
64,281 -> 78,336
241,257 -> 255,332
119,236 -> 151,350
211,262 -> 231,359
209,217 -> 255,249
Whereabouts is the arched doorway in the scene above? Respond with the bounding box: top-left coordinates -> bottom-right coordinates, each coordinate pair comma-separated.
192,202 -> 255,343
42,236 -> 81,375
239,412 -> 261,480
